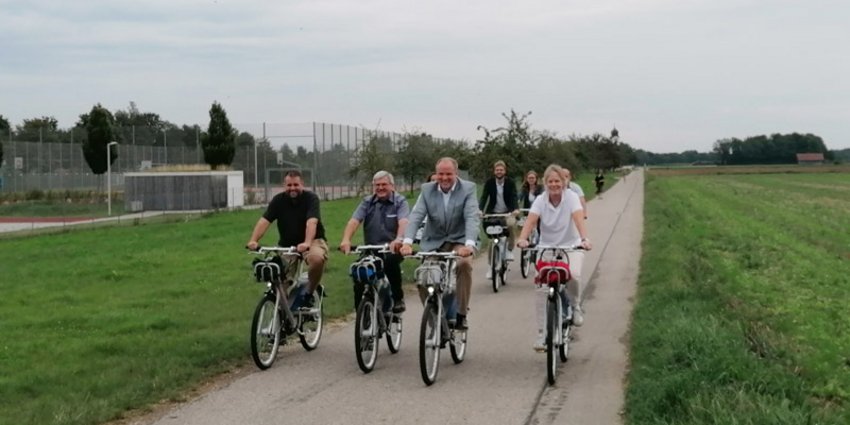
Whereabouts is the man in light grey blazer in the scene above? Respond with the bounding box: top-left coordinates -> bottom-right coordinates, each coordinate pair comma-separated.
400,157 -> 479,330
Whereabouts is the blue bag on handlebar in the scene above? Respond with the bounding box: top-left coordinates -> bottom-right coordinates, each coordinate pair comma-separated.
350,256 -> 385,284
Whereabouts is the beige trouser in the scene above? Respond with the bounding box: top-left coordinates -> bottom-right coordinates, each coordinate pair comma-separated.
282,239 -> 328,293
535,251 -> 584,332
418,242 -> 473,317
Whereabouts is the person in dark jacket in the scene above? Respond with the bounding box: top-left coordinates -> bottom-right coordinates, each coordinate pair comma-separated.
478,160 -> 519,266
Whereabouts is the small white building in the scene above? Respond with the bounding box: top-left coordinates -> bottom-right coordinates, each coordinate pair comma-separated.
124,171 -> 244,211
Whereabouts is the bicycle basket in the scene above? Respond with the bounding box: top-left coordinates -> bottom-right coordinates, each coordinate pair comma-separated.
414,264 -> 443,286
253,256 -> 285,282
535,260 -> 571,285
350,256 -> 385,284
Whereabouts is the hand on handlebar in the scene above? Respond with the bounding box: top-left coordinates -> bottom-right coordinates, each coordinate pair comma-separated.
339,240 -> 352,254
455,246 -> 474,257
400,244 -> 413,256
246,241 -> 259,251
517,239 -> 529,249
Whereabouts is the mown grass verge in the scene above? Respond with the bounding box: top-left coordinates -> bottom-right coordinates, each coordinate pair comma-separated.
0,193 -> 423,425
625,172 -> 850,424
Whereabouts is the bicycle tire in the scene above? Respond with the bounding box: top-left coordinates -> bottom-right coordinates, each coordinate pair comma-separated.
250,293 -> 281,370
490,243 -> 500,293
546,296 -> 557,385
450,329 -> 467,364
419,299 -> 441,385
299,286 -> 324,351
520,249 -> 530,278
354,293 -> 378,373
386,314 -> 403,354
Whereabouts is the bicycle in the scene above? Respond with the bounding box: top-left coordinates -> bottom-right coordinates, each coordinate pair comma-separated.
407,251 -> 467,385
517,209 -> 540,279
482,213 -> 513,292
528,244 -> 584,385
247,246 -> 325,370
346,244 -> 404,373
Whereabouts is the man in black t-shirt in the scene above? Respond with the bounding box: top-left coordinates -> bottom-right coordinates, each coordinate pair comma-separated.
246,170 -> 328,307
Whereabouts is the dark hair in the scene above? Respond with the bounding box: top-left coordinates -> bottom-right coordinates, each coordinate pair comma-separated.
284,170 -> 302,180
425,172 -> 438,182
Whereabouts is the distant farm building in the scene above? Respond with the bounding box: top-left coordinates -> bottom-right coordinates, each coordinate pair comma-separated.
796,153 -> 825,165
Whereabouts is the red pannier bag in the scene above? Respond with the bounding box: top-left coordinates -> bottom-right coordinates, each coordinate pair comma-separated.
535,260 -> 571,284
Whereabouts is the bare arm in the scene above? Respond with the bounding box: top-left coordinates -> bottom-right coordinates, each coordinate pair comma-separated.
572,209 -> 592,250
580,196 -> 587,219
246,218 -> 272,249
517,212 -> 540,247
339,218 -> 361,253
304,218 -> 318,245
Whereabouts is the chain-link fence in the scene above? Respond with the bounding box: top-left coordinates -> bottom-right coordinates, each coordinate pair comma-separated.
0,122 -> 454,203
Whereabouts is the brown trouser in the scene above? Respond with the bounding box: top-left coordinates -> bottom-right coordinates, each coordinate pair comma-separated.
282,239 -> 328,293
418,242 -> 473,316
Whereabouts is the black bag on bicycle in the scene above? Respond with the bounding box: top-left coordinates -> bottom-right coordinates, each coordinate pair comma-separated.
253,256 -> 285,282
482,217 -> 509,237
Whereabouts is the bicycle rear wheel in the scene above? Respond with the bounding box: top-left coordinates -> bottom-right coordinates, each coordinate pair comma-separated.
250,293 -> 281,370
490,244 -> 500,293
386,314 -> 403,354
450,329 -> 467,364
354,293 -> 378,373
546,297 -> 558,385
299,286 -> 324,351
419,299 -> 441,385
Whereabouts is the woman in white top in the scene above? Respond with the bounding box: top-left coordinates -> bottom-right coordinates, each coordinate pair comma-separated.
517,164 -> 592,351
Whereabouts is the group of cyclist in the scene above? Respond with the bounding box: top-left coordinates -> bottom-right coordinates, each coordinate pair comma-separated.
245,156 -> 593,352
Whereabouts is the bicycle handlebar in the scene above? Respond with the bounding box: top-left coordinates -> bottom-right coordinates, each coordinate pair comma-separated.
527,244 -> 585,252
346,244 -> 393,254
481,213 -> 513,218
404,251 -> 462,260
246,246 -> 301,256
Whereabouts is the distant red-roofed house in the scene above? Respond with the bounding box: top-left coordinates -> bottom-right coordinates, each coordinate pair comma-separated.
796,153 -> 825,165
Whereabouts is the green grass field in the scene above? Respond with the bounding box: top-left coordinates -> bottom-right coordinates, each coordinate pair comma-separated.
0,193 -> 403,425
625,172 -> 850,424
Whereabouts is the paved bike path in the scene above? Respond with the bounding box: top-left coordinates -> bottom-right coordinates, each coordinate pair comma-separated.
140,170 -> 644,425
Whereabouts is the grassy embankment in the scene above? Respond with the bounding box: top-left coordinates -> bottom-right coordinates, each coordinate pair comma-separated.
626,172 -> 850,424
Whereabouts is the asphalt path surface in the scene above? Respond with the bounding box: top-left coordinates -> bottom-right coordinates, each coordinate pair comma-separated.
137,170 -> 644,425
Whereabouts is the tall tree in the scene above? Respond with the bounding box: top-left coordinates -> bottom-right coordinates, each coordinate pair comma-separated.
82,104 -> 117,174
396,132 -> 438,192
15,116 -> 60,143
202,101 -> 236,168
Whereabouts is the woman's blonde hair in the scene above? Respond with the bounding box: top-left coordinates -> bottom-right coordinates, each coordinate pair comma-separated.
543,164 -> 565,184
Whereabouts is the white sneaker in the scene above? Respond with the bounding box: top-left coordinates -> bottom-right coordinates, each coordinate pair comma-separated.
533,332 -> 546,352
572,306 -> 584,327
486,269 -> 493,279
506,251 -> 515,261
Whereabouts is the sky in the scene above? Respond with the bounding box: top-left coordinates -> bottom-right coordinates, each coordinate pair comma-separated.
1,0 -> 848,153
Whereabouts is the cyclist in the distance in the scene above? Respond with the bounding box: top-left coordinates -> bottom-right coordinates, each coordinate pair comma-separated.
517,164 -> 592,351
479,160 -> 519,278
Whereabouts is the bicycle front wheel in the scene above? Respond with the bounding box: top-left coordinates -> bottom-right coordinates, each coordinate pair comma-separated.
419,300 -> 441,385
250,294 -> 281,370
354,293 -> 378,373
299,286 -> 324,351
559,301 -> 570,362
546,296 -> 558,385
520,249 -> 530,278
490,244 -> 500,293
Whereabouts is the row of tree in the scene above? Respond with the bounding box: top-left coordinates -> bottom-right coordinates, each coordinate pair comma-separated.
44,102 -> 237,174
345,110 -> 635,192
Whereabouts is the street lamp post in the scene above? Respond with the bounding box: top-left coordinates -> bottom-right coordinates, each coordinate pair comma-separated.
107,141 -> 118,216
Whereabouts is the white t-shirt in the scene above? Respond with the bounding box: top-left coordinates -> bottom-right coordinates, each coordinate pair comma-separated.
568,182 -> 585,198
529,190 -> 583,247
